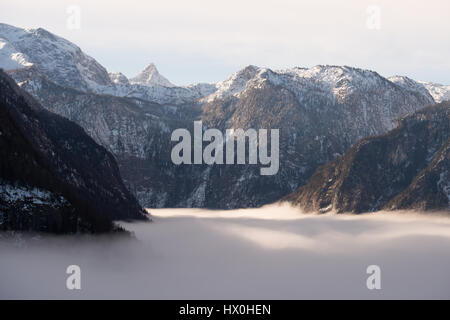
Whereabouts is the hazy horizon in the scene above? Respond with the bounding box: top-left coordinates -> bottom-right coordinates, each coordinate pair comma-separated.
1,0 -> 449,86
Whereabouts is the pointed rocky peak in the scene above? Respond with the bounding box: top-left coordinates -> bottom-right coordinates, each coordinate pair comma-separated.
130,63 -> 175,87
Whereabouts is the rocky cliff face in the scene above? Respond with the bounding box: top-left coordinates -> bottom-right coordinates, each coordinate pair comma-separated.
0,70 -> 146,233
284,103 -> 450,213
1,24 -> 443,209
386,134 -> 450,211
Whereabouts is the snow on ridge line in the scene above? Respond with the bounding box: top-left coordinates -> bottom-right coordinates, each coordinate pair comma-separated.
0,183 -> 67,206
201,64 -> 437,104
418,81 -> 450,103
0,23 -> 448,105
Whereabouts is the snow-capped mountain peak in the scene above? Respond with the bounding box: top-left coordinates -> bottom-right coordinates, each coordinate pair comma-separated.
202,65 -> 262,102
0,23 -> 112,92
388,75 -> 433,100
130,63 -> 175,87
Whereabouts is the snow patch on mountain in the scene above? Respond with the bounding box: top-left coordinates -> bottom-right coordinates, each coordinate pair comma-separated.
0,183 -> 67,207
419,81 -> 450,103
0,39 -> 33,70
108,72 -> 129,85
269,65 -> 391,103
202,64 -> 429,109
202,65 -> 260,102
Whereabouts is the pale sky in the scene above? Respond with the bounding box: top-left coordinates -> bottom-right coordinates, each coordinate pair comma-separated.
1,0 -> 449,85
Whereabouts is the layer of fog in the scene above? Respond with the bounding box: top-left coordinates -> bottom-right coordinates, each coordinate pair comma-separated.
1,204 -> 450,299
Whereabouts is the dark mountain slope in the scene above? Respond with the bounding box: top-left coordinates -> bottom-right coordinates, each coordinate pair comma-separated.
284,103 -> 450,213
386,138 -> 449,211
0,69 -> 146,233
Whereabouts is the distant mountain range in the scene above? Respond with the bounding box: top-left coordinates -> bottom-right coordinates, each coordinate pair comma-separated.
0,23 -> 448,214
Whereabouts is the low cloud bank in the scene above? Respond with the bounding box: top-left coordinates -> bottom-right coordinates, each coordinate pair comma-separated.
1,204 -> 450,299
